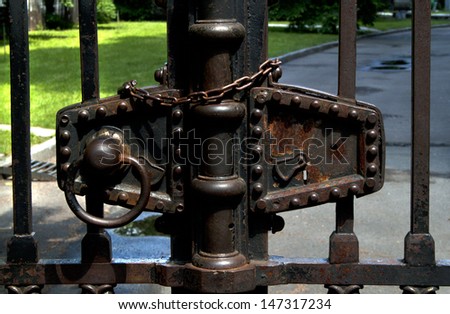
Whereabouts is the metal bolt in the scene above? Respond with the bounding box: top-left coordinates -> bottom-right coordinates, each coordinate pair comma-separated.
96,106 -> 107,118
330,187 -> 341,198
255,199 -> 267,211
366,178 -> 376,189
366,130 -> 378,141
367,145 -> 378,158
252,126 -> 263,137
60,147 -> 71,159
349,184 -> 360,195
253,183 -> 264,194
118,101 -> 128,113
251,109 -> 263,120
348,110 -> 358,119
310,100 -> 321,110
61,163 -> 70,172
78,110 -> 89,122
172,109 -> 183,122
252,165 -> 263,177
60,130 -> 71,143
118,192 -> 129,203
367,164 -> 378,175
253,145 -> 263,157
60,115 -> 70,126
154,68 -> 165,84
255,92 -> 268,104
176,203 -> 184,213
330,104 -> 340,115
367,113 -> 378,125
173,165 -> 182,176
271,91 -> 282,103
155,201 -> 165,211
291,96 -> 302,106
309,192 -> 319,203
290,198 -> 300,208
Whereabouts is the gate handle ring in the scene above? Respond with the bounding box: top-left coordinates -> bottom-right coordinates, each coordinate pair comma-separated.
64,155 -> 151,228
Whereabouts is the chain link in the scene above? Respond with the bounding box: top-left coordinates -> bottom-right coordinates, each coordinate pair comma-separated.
119,59 -> 282,106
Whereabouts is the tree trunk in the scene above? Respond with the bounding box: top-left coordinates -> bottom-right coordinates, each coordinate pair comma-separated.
28,0 -> 44,30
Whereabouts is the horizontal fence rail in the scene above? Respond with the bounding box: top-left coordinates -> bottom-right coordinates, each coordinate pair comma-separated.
1,0 -> 448,294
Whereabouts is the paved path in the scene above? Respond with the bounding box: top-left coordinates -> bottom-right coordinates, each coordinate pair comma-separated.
1,28 -> 450,294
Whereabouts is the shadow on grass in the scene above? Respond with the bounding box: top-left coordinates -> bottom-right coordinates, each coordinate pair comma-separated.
29,33 -> 73,41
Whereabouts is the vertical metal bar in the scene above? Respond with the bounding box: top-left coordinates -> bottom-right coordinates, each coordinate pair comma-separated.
10,0 -> 31,236
167,0 -> 193,293
328,1 -> 359,284
335,197 -> 355,234
167,0 -> 190,90
411,0 -> 431,235
79,0 -> 100,102
327,4 -> 360,294
77,0 -> 113,293
7,0 -> 38,263
246,1 -> 270,293
404,0 -> 435,267
337,0 -> 357,103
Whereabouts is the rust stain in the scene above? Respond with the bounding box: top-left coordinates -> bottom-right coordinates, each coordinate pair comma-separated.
303,166 -> 329,184
268,113 -> 316,158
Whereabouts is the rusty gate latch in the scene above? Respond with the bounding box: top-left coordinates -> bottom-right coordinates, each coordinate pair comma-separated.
56,59 -> 384,232
247,83 -> 384,214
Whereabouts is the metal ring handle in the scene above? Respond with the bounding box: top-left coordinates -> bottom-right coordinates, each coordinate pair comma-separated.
64,155 -> 151,228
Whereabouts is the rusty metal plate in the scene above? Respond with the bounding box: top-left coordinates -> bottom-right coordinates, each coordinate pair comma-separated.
56,87 -> 184,214
248,85 -> 385,213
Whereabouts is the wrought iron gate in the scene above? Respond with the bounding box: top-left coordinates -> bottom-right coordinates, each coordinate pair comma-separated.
0,0 -> 447,294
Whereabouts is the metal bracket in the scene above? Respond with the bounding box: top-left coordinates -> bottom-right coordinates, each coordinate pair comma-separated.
56,86 -> 185,216
248,85 -> 385,214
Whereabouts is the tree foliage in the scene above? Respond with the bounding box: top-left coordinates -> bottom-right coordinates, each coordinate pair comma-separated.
44,0 -> 75,30
269,0 -> 391,34
113,0 -> 165,21
97,0 -> 117,23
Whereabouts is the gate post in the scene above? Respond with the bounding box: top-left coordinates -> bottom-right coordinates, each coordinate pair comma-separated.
165,0 -> 270,292
188,0 -> 247,270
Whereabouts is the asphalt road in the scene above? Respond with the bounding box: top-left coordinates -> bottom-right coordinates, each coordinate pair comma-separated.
279,26 -> 450,176
1,27 -> 450,294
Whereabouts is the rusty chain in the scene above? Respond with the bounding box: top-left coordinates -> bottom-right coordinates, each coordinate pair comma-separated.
119,59 -> 282,106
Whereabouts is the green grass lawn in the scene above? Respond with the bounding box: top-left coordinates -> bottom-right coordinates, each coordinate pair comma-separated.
0,22 -> 168,130
268,29 -> 337,57
372,15 -> 450,31
0,17 -> 449,156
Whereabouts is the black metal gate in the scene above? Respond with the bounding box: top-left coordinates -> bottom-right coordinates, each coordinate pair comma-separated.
0,0 -> 447,294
